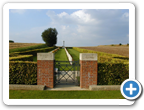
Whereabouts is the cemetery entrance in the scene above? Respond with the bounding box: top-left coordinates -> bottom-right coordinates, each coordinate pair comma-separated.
54,60 -> 80,86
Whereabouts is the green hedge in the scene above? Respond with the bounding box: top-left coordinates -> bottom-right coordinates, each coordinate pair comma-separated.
9,61 -> 37,85
9,46 -> 56,85
9,55 -> 33,61
9,52 -> 20,57
98,63 -> 129,85
9,47 -> 56,56
9,62 -> 129,85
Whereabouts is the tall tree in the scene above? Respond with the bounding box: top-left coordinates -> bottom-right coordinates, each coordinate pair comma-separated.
41,28 -> 58,46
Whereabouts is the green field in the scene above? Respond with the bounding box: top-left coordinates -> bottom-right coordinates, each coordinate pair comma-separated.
9,90 -> 124,99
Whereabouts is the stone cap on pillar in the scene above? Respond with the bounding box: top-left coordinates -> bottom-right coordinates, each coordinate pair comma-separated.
80,53 -> 97,61
37,53 -> 54,60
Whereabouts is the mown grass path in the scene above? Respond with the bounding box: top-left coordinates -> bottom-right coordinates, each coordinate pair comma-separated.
55,48 -> 68,61
9,90 -> 124,99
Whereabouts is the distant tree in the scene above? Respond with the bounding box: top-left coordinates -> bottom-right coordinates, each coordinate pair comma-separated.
9,40 -> 14,43
127,43 -> 129,46
119,43 -> 122,46
41,28 -> 58,47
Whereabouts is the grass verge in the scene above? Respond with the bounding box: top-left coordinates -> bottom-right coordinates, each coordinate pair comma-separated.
9,90 -> 124,99
67,48 -> 79,61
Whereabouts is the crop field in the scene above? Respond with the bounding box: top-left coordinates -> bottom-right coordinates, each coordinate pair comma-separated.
9,43 -> 44,49
78,45 -> 129,57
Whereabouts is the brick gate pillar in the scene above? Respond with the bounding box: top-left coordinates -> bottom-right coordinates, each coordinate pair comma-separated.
80,53 -> 98,88
37,53 -> 54,88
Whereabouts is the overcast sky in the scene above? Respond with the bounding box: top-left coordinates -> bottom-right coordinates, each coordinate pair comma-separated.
9,9 -> 129,47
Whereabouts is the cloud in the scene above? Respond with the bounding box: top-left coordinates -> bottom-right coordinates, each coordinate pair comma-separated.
71,10 -> 97,24
10,9 -> 26,14
57,12 -> 68,18
46,10 -> 99,25
45,9 -> 129,46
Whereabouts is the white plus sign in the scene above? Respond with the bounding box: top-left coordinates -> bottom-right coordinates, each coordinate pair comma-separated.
126,83 -> 137,95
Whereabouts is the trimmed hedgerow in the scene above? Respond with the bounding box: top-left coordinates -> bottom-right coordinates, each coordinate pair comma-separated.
51,47 -> 60,53
9,47 -> 56,56
9,55 -> 33,61
97,63 -> 129,85
9,61 -> 37,85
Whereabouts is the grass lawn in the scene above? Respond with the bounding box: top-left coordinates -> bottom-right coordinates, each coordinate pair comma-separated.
55,49 -> 69,61
32,48 -> 69,62
67,49 -> 80,61
9,90 -> 124,99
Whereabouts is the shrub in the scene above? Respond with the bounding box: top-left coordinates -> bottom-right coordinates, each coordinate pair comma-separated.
9,61 -> 37,85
